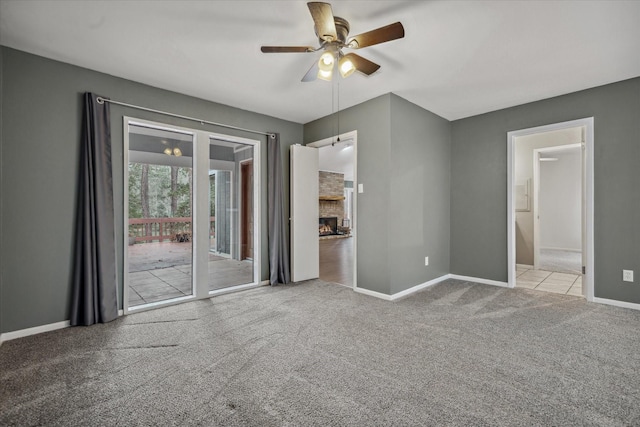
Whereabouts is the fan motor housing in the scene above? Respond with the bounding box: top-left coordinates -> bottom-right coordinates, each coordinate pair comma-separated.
316,16 -> 350,45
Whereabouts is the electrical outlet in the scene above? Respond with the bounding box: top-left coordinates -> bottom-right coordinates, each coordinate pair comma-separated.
623,270 -> 634,282
425,256 -> 429,266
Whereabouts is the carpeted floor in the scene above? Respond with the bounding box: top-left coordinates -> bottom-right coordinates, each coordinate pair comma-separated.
1,279 -> 639,426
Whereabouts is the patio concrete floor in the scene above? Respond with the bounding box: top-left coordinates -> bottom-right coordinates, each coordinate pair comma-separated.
127,242 -> 253,307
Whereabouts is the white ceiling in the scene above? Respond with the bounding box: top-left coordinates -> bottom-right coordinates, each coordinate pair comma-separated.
318,140 -> 355,181
1,1 -> 639,124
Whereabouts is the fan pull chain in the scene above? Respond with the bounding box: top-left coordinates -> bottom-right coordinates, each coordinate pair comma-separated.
336,76 -> 340,142
337,80 -> 340,142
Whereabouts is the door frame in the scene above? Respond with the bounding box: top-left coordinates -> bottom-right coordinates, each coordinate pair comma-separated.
507,118 -> 594,301
308,130 -> 358,289
205,132 -> 261,297
123,117 -> 197,314
123,117 -> 261,314
239,158 -> 254,261
211,170 -> 234,259
532,143 -> 582,270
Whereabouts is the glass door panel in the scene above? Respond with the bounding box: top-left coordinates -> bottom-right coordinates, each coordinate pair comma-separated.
127,124 -> 193,308
208,138 -> 254,291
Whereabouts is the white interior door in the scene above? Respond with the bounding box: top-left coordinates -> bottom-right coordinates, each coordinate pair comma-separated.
290,144 -> 319,282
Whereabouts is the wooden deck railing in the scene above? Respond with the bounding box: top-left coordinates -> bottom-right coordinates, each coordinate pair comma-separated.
129,217 -> 215,243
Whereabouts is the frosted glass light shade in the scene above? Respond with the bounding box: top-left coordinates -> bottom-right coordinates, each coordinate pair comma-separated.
317,68 -> 332,81
339,56 -> 356,78
318,52 -> 334,72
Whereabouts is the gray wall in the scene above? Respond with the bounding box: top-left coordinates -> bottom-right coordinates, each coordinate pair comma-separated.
304,93 -> 451,295
306,94 -> 391,294
451,77 -> 640,304
388,94 -> 451,294
0,47 -> 302,333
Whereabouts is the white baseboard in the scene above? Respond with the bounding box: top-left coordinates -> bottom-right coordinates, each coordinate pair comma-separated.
353,286 -> 393,301
540,247 -> 581,252
390,275 -> 451,300
1,308 -> 128,345
593,297 -> 640,311
516,264 -> 534,269
354,274 -> 450,301
0,320 -> 70,345
448,274 -> 511,288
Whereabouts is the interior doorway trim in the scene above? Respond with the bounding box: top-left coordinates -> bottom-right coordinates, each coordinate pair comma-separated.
308,130 -> 358,289
507,118 -> 594,301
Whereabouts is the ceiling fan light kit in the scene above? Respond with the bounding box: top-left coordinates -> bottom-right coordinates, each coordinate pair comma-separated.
162,139 -> 183,157
163,147 -> 182,157
261,1 -> 404,82
317,50 -> 335,79
318,51 -> 335,71
317,68 -> 333,81
338,55 -> 356,78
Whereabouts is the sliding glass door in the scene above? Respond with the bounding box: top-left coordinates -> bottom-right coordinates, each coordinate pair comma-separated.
126,124 -> 194,308
208,138 -> 255,291
124,119 -> 260,312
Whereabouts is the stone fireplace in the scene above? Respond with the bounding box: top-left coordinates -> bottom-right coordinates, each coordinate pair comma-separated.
319,171 -> 344,220
318,171 -> 349,239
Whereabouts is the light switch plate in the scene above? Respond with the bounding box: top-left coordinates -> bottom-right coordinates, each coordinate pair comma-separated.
358,183 -> 364,193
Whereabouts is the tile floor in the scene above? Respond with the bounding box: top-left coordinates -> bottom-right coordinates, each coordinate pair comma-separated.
127,242 -> 254,307
516,265 -> 583,296
128,258 -> 254,307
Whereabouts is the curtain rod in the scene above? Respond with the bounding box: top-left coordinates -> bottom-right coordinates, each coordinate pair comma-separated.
96,97 -> 275,138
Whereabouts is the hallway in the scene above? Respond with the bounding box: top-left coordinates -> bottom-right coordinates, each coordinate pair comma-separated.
319,237 -> 353,287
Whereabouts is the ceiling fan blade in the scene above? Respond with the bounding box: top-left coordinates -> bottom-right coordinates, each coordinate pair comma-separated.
347,22 -> 405,49
301,59 -> 319,82
343,53 -> 380,75
261,46 -> 315,53
308,2 -> 337,42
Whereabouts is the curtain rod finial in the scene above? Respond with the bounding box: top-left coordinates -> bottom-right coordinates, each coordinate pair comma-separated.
96,97 -> 105,105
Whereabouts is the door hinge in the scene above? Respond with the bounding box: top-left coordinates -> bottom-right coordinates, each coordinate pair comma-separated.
582,266 -> 586,275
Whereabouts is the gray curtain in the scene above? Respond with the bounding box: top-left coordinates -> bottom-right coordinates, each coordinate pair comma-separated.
70,92 -> 118,326
267,133 -> 291,285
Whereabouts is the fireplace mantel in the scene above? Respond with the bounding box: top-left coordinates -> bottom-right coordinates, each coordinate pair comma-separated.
319,195 -> 345,201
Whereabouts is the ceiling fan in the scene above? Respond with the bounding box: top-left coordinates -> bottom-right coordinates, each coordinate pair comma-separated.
261,2 -> 405,82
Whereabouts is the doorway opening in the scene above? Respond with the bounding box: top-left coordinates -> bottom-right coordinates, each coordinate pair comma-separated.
308,130 -> 357,288
534,144 -> 583,274
507,118 -> 594,301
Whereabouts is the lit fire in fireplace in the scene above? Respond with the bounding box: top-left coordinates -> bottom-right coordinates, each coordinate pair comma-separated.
319,217 -> 338,236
